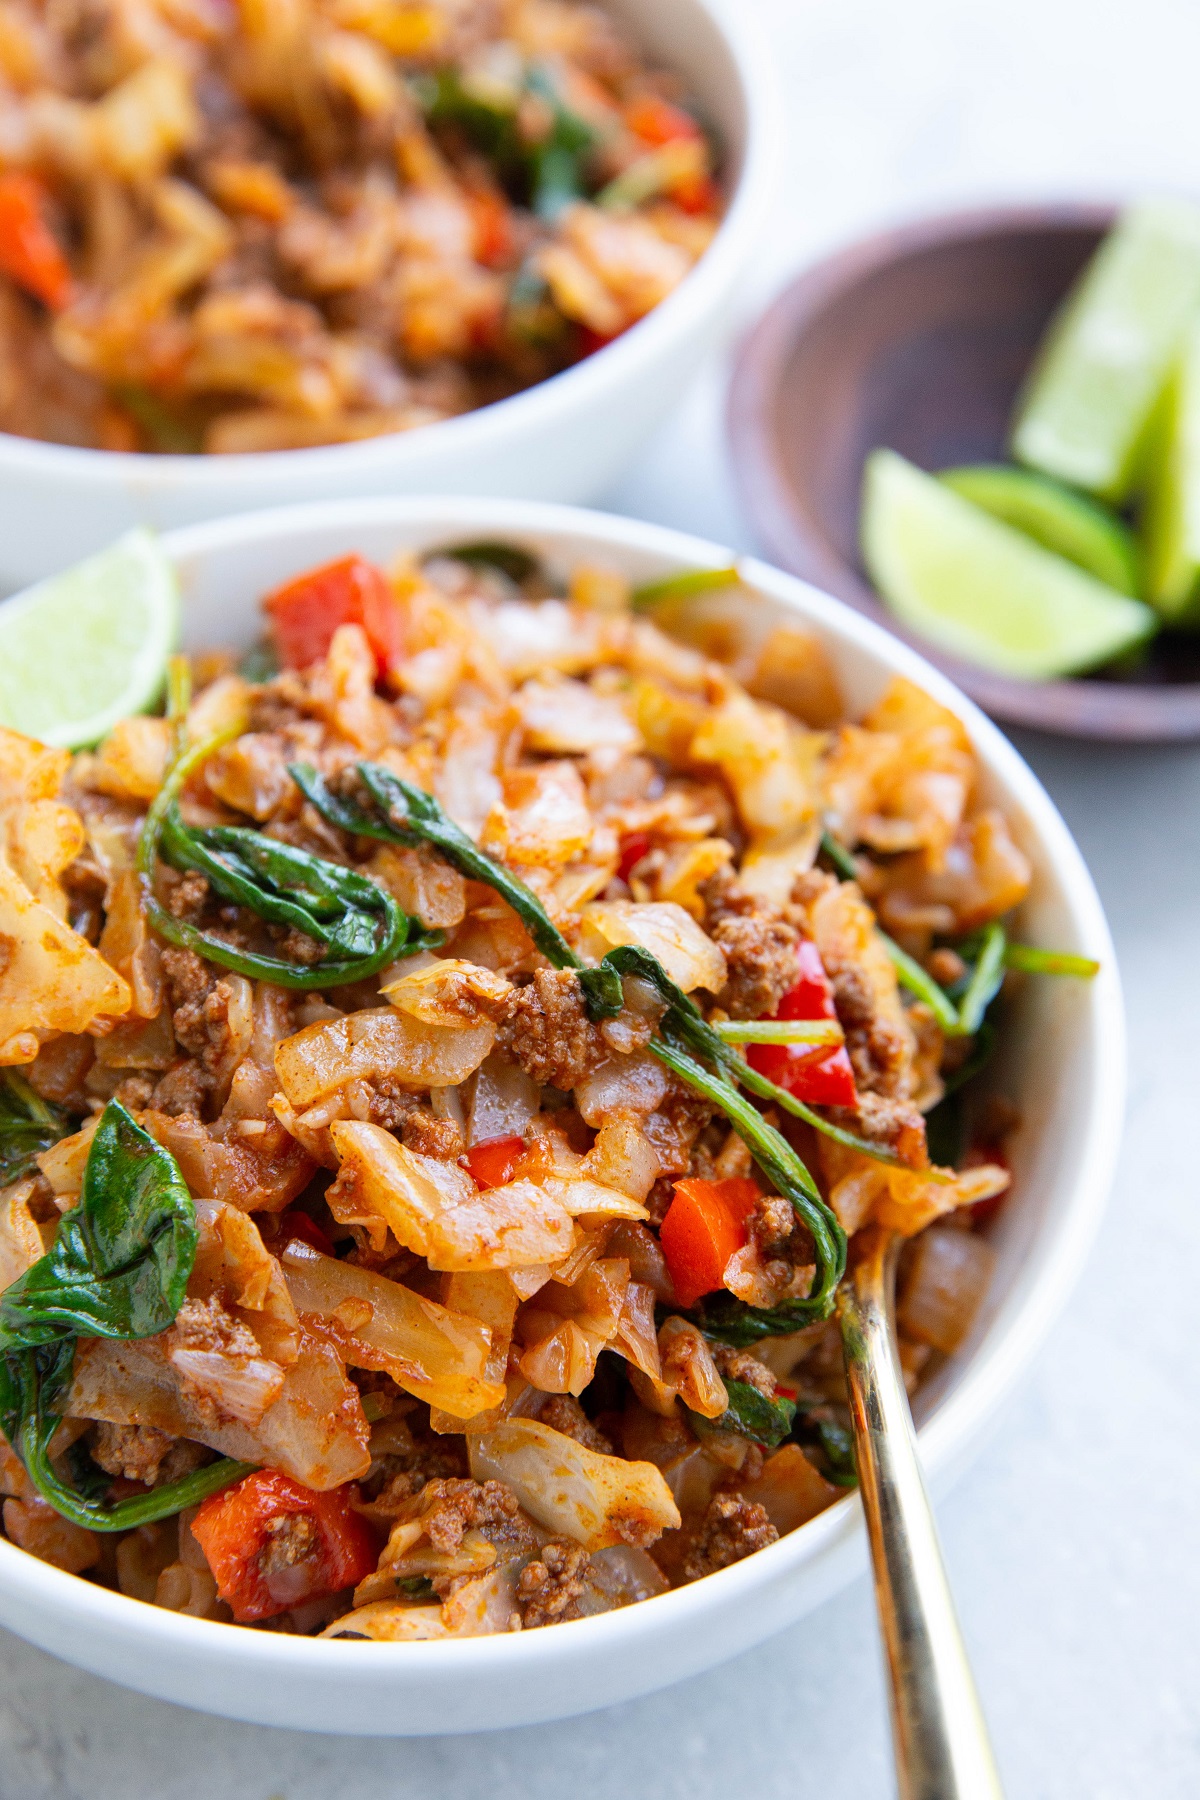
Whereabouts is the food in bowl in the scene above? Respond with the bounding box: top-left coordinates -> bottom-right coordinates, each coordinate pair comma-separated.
0,539 -> 1094,1641
0,0 -> 722,455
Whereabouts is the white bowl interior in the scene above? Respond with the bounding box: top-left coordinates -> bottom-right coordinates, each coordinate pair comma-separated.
0,499 -> 1123,1734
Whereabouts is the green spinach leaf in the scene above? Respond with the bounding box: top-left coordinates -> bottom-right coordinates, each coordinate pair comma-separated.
0,1102 -> 250,1531
690,1378 -> 796,1449
0,1073 -> 69,1188
0,1102 -> 196,1348
427,541 -> 542,586
789,1403 -> 858,1487
138,729 -> 426,989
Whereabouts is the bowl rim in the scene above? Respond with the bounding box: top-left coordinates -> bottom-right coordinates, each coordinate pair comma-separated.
726,197 -> 1200,743
0,0 -> 776,492
0,495 -> 1125,1703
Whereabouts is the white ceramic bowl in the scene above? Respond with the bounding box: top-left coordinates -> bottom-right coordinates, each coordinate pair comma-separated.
0,0 -> 775,594
0,499 -> 1124,1734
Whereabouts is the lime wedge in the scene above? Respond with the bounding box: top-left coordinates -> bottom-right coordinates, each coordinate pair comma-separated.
1141,322 -> 1200,625
1011,198 -> 1200,503
0,530 -> 178,747
940,464 -> 1141,595
861,450 -> 1157,680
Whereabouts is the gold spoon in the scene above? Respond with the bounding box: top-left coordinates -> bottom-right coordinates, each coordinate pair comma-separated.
838,1227 -> 1005,1799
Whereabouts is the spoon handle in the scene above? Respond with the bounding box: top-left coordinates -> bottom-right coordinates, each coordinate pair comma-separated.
838,1228 -> 1005,1800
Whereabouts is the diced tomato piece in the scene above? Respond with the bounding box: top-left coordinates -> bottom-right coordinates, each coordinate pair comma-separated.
460,1134 -> 526,1191
617,830 -> 652,882
468,188 -> 514,269
577,324 -> 621,359
659,1175 -> 760,1309
191,1469 -> 376,1623
624,95 -> 703,147
747,939 -> 859,1110
962,1142 -> 1011,1225
672,172 -> 721,216
0,173 -> 73,311
275,1209 -> 336,1257
263,555 -> 404,680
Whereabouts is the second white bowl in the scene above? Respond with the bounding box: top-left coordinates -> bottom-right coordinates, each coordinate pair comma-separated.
0,0 -> 775,593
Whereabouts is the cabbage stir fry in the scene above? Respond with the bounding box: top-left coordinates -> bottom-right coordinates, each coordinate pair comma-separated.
0,0 -> 721,454
0,545 -> 1095,1636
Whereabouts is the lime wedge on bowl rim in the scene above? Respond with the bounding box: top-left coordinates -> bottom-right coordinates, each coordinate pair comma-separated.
861,450 -> 1157,681
1010,196 -> 1200,504
1142,320 -> 1200,626
939,464 -> 1141,596
0,529 -> 179,747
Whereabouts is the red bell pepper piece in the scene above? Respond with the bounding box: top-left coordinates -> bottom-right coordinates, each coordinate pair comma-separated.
617,830 -> 652,882
621,96 -> 717,213
0,173 -> 73,312
468,189 -> 514,269
191,1469 -> 376,1622
659,1175 -> 760,1309
576,324 -> 622,359
672,172 -> 721,216
962,1142 -> 1011,1226
275,1209 -> 336,1257
747,939 -> 858,1110
263,555 -> 404,680
460,1134 -> 525,1191
624,95 -> 703,147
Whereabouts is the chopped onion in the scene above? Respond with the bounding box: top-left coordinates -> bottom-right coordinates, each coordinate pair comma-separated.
579,899 -> 727,994
691,688 -> 823,841
574,1048 -> 668,1126
323,1602 -> 451,1642
328,1120 -> 474,1255
631,1317 -> 728,1419
580,1116 -> 660,1201
0,1177 -> 49,1290
465,1052 -> 539,1145
537,1173 -> 650,1224
740,1443 -> 842,1533
381,958 -> 512,1028
896,1227 -> 997,1355
468,1417 -> 680,1548
516,676 -> 640,755
275,1007 -> 495,1106
368,842 -> 467,930
281,1238 -> 504,1420
481,762 -> 593,869
166,1346 -> 284,1427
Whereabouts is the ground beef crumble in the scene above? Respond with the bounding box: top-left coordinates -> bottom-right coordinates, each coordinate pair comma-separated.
539,1395 -> 613,1454
358,1416 -> 468,1517
364,1079 -> 464,1159
149,947 -> 235,1115
515,1540 -> 592,1628
746,1193 -> 817,1293
821,955 -> 911,1099
709,1344 -> 778,1399
701,870 -> 801,1020
415,1478 -> 527,1558
162,869 -> 210,923
496,969 -> 610,1091
89,1422 -> 210,1488
259,1512 -> 319,1580
641,1078 -> 716,1179
682,1494 -> 779,1580
829,1091 -> 928,1166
